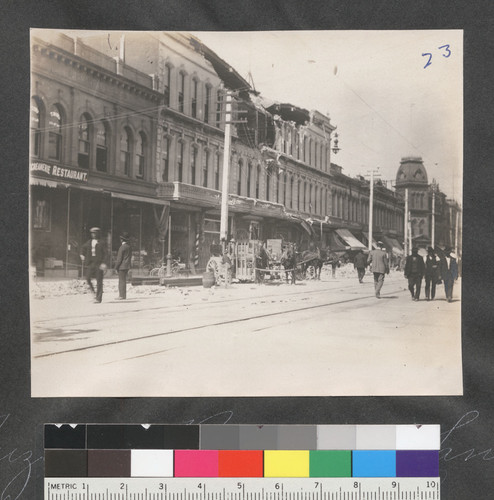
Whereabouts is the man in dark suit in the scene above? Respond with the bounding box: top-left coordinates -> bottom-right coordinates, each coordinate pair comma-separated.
440,247 -> 459,302
424,246 -> 440,300
353,249 -> 368,283
404,247 -> 426,301
115,232 -> 132,300
80,227 -> 107,303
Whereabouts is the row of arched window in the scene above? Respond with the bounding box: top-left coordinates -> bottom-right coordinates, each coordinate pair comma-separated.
410,191 -> 427,210
278,122 -> 331,171
162,63 -> 218,125
331,190 -> 403,230
31,96 -> 150,179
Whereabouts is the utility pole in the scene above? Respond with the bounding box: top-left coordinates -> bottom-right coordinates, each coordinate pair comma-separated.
431,181 -> 436,249
366,168 -> 380,251
404,188 -> 409,256
220,90 -> 233,250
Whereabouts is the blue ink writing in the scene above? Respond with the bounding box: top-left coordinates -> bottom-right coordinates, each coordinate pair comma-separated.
422,44 -> 452,69
422,53 -> 433,69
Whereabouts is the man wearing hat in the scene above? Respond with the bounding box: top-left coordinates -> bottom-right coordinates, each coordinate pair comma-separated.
367,241 -> 389,298
440,247 -> 458,302
404,247 -> 426,301
424,246 -> 440,300
115,232 -> 132,300
80,227 -> 107,303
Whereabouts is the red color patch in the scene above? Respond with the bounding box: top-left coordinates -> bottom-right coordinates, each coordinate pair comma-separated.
219,450 -> 264,477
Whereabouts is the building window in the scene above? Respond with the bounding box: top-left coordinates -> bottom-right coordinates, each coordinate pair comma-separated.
266,168 -> 270,201
162,136 -> 170,182
247,162 -> 252,196
237,159 -> 243,195
177,141 -> 183,182
31,97 -> 42,158
164,64 -> 171,106
96,122 -> 108,172
308,139 -> 312,165
215,153 -> 220,190
136,132 -> 146,178
178,72 -> 185,113
276,171 -> 280,203
202,149 -> 209,188
290,177 -> 294,209
256,164 -> 260,199
190,145 -> 197,185
33,197 -> 51,231
77,114 -> 91,169
48,105 -> 62,161
204,85 -> 211,124
297,180 -> 301,211
303,136 -> 307,163
191,79 -> 198,118
216,89 -> 222,127
120,127 -> 131,176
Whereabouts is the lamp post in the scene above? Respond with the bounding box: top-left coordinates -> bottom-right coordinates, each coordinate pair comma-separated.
366,168 -> 380,251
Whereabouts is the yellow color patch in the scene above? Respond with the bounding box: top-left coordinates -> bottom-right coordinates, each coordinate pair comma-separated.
264,450 -> 310,477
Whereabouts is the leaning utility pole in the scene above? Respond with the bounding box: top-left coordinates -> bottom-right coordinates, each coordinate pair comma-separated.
367,169 -> 380,251
220,90 -> 233,250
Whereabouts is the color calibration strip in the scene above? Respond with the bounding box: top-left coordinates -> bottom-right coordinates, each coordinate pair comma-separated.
45,424 -> 439,478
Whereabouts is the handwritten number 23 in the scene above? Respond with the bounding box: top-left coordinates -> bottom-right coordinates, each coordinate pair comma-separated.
422,44 -> 451,69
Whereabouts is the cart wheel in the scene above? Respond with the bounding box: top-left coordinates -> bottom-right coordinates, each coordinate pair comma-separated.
206,258 -> 222,285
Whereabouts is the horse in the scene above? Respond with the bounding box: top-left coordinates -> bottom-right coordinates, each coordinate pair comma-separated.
280,244 -> 297,284
300,247 -> 326,280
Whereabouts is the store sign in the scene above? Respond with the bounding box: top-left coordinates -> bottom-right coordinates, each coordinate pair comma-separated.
31,162 -> 89,183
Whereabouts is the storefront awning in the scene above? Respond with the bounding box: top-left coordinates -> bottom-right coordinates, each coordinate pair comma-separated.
363,232 -> 378,249
30,177 -> 59,188
328,231 -> 349,252
112,192 -> 169,205
382,235 -> 403,256
335,228 -> 366,250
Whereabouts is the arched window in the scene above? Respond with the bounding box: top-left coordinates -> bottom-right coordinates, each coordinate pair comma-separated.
96,122 -> 108,172
297,180 -> 301,211
276,171 -> 280,203
290,176 -> 294,209
191,78 -> 198,118
202,149 -> 209,188
256,164 -> 260,198
237,159 -> 243,195
178,72 -> 186,113
177,140 -> 184,182
190,144 -> 197,185
120,127 -> 132,176
48,105 -> 63,161
308,139 -> 312,165
31,97 -> 43,157
136,132 -> 146,178
303,136 -> 307,163
78,113 -> 91,169
247,162 -> 252,197
164,64 -> 171,106
162,136 -> 170,181
266,168 -> 270,201
204,85 -> 211,123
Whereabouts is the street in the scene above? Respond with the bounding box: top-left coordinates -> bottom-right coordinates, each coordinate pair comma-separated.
30,268 -> 462,397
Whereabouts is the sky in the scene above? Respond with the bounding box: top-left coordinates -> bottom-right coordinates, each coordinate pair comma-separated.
192,30 -> 463,202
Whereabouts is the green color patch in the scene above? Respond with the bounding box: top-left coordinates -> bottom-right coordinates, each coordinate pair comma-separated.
309,450 -> 352,477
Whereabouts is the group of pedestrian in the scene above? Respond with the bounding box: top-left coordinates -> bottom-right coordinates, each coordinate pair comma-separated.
80,228 -> 132,303
404,246 -> 458,302
353,242 -> 458,302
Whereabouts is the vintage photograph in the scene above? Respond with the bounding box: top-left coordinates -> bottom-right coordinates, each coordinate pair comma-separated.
30,30 -> 463,397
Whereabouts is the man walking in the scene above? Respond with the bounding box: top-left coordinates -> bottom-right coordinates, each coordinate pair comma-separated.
424,246 -> 440,300
115,232 -> 132,300
404,247 -> 426,301
367,241 -> 389,298
80,227 -> 107,303
353,249 -> 368,283
440,247 -> 459,302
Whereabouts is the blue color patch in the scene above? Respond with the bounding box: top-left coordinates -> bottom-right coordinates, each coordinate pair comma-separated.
352,450 -> 396,477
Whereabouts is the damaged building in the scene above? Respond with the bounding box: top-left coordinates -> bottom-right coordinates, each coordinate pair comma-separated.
30,30 -> 411,278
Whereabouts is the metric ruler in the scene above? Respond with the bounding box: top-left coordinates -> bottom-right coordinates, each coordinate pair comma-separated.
45,478 -> 440,500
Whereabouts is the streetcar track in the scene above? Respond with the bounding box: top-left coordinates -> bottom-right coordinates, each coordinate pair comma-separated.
34,286 -> 406,359
32,279 -> 391,327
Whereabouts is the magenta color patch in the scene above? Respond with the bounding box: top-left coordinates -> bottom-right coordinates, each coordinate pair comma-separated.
174,450 -> 219,477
